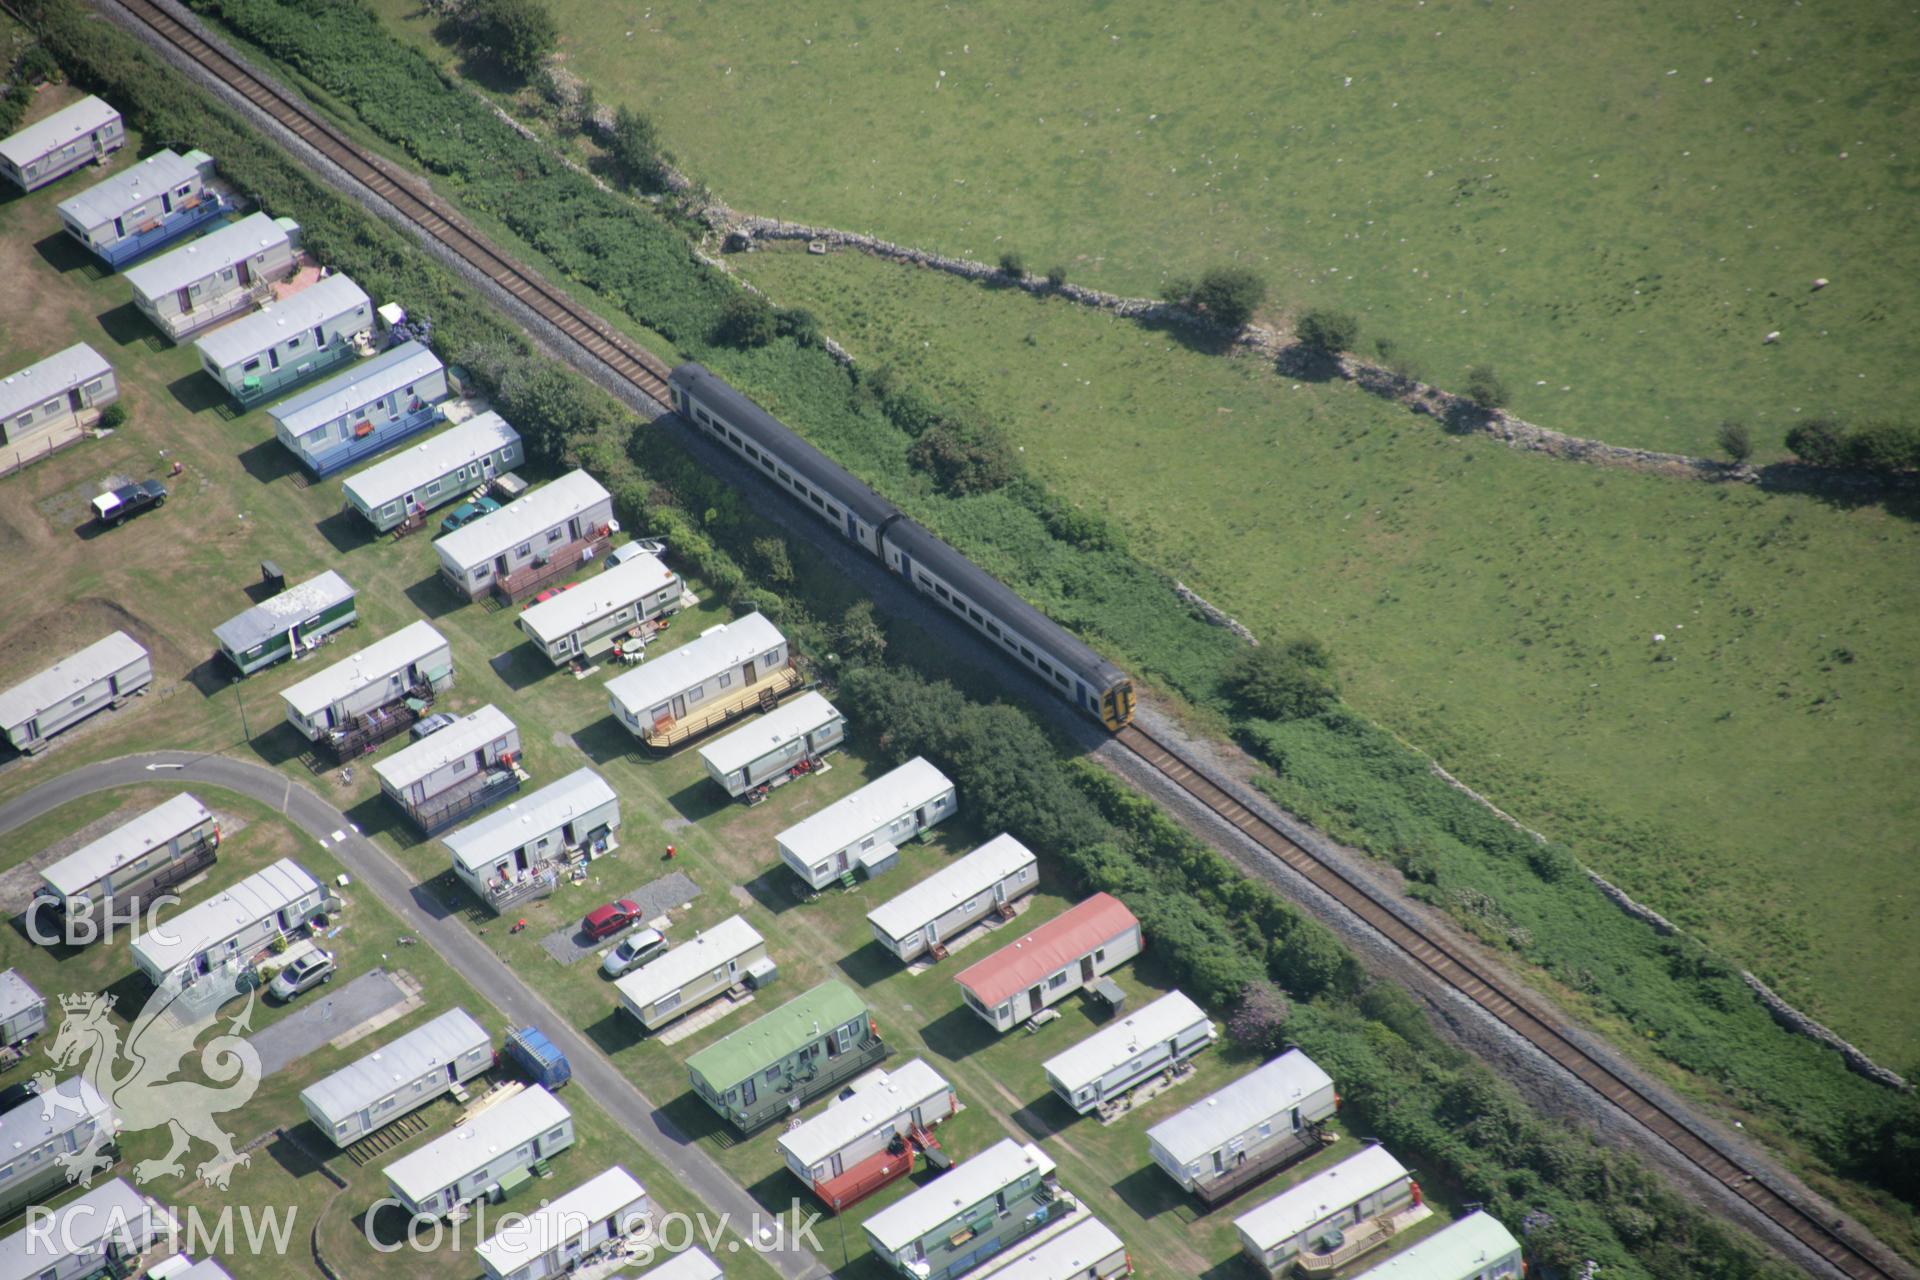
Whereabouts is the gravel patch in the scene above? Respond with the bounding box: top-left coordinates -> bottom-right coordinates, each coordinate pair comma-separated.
537,871 -> 701,965
249,968 -> 407,1076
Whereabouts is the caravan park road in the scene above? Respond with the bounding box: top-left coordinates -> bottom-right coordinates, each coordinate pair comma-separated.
0,749 -> 831,1280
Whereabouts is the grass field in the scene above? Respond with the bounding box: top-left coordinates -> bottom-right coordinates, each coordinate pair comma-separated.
729,243 -> 1920,1066
0,103 -> 1432,1280
367,0 -> 1920,459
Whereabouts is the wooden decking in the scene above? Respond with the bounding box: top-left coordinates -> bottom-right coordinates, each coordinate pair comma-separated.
636,664 -> 806,751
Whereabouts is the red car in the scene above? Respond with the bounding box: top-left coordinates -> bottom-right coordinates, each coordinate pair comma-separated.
582,898 -> 644,941
528,582 -> 580,607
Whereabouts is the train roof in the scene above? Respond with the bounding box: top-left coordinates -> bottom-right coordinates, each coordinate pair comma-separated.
669,362 -> 900,528
882,515 -> 1127,687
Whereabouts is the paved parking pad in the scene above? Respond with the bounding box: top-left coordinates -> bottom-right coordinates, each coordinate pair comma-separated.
248,968 -> 409,1076
537,871 -> 701,966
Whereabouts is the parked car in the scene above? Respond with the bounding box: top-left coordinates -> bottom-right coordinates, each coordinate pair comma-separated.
606,538 -> 667,568
409,712 -> 456,741
600,927 -> 667,977
528,581 -> 580,607
439,495 -> 501,535
0,1076 -> 42,1114
268,949 -> 335,1001
582,899 -> 644,942
91,480 -> 167,528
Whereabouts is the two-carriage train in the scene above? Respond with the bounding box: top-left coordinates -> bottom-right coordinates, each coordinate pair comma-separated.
668,363 -> 1135,731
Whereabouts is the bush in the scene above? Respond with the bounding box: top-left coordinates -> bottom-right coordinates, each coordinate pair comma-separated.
713,292 -> 777,348
96,403 -> 127,430
1784,418 -> 1846,467
997,250 -> 1025,280
1227,979 -> 1292,1052
1716,420 -> 1753,463
1462,363 -> 1510,410
1045,264 -> 1067,289
605,105 -> 667,190
1174,266 -> 1267,330
1225,639 -> 1338,721
1296,309 -> 1359,354
906,420 -> 1018,496
774,306 -> 821,348
460,0 -> 555,80
1846,419 -> 1920,473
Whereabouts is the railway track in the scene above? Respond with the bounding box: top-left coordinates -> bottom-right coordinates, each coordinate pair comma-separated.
100,4 -> 1898,1276
111,0 -> 675,408
1119,722 -> 1891,1280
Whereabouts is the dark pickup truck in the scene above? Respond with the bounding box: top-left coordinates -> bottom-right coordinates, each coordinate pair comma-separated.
91,480 -> 167,527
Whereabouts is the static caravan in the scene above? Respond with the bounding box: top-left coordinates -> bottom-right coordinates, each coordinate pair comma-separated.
33,793 -> 220,938
446,768 -> 619,914
954,893 -> 1141,1032
633,1251 -> 722,1280
0,343 -> 118,447
613,914 -> 767,1031
697,691 -> 844,800
775,757 -> 957,890
342,412 -> 523,532
1044,992 -> 1216,1116
0,1079 -> 117,1221
0,630 -> 151,754
173,1263 -> 235,1280
194,273 -> 371,406
374,704 -> 521,835
128,857 -> 327,993
0,1179 -> 172,1280
862,1140 -> 1067,1280
124,212 -> 300,341
605,612 -> 797,749
434,470 -> 615,602
381,1084 -> 574,1219
0,971 -> 46,1049
991,1217 -> 1131,1280
1351,1211 -> 1521,1280
0,95 -> 122,192
1233,1145 -> 1417,1276
778,1058 -> 956,1208
517,551 -> 687,665
476,1166 -> 653,1280
868,833 -> 1038,963
1147,1050 -> 1337,1203
212,570 -> 358,676
57,149 -> 224,268
684,981 -> 888,1133
300,1008 -> 494,1147
279,620 -> 453,748
269,340 -> 448,477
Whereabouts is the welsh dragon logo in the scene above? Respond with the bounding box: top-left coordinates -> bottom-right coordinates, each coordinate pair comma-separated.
36,982 -> 262,1189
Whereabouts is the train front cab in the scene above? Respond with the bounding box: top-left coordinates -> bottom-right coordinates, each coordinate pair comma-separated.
1100,680 -> 1134,732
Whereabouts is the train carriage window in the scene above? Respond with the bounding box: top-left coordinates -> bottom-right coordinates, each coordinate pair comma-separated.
777,468 -> 792,483
727,431 -> 742,446
1037,657 -> 1054,675
933,584 -> 949,600
967,608 -> 983,624
744,445 -> 760,461
1019,645 -> 1035,662
985,621 -> 1001,638
827,505 -> 840,519
762,457 -> 776,473
809,493 -> 824,509
1054,672 -> 1070,689
916,575 -> 934,590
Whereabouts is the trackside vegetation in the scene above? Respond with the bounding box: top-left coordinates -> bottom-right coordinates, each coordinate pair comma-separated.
26,0 -> 1919,1258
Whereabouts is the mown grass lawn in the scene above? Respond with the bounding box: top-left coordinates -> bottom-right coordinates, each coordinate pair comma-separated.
728,244 -> 1920,1066
366,0 -> 1919,459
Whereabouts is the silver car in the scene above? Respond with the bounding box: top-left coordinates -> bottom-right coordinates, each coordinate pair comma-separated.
600,928 -> 667,977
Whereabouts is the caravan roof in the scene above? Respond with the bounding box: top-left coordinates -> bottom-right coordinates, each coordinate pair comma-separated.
41,793 -> 212,898
518,552 -> 677,647
0,971 -> 40,1027
988,1217 -> 1126,1280
613,914 -> 763,1012
130,859 -> 320,978
373,705 -> 515,792
863,1139 -> 1053,1253
0,1178 -> 162,1280
211,571 -> 354,656
696,691 -> 840,778
605,613 -> 783,715
433,469 -> 608,569
444,768 -> 615,874
867,834 -> 1034,942
270,340 -> 441,438
1352,1211 -> 1520,1279
0,342 -> 113,423
954,893 -> 1137,1008
343,413 -> 519,511
1146,1049 -> 1333,1166
300,1009 -> 489,1122
475,1166 -> 646,1275
1043,991 -> 1212,1096
280,620 -> 447,719
685,982 -> 867,1089
775,757 -> 952,866
0,1078 -> 110,1155
778,1059 -> 950,1169
1233,1145 -> 1409,1251
124,212 -> 288,297
0,631 -> 146,731
57,149 -> 206,231
384,1085 -> 569,1205
0,96 -> 118,167
195,273 -> 371,368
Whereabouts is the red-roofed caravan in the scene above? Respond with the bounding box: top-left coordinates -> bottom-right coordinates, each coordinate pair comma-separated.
953,892 -> 1141,1031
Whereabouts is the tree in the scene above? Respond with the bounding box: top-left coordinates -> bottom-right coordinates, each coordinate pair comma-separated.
606,105 -> 666,189
1045,265 -> 1067,289
1226,979 -> 1291,1053
713,292 -> 777,348
750,536 -> 793,586
907,420 -> 1018,496
1784,418 -> 1848,467
1716,420 -> 1753,463
775,306 -> 821,348
997,251 -> 1025,280
1462,363 -> 1510,410
1224,639 -> 1338,722
1295,309 -> 1359,354
462,0 -> 556,81
833,600 -> 888,667
1176,266 -> 1267,330
1846,420 -> 1920,473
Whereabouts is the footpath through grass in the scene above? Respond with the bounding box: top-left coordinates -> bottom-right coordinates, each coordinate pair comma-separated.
382,0 -> 1920,460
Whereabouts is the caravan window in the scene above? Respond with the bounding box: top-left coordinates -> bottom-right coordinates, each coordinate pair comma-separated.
654,990 -> 681,1015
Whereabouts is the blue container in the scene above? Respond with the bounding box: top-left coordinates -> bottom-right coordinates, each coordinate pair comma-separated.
503,1025 -> 570,1090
